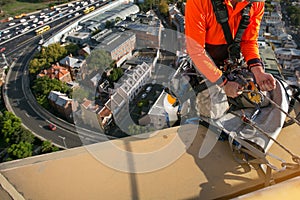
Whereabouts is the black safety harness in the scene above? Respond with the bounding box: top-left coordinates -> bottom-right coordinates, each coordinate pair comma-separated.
211,0 -> 257,65
211,0 -> 267,106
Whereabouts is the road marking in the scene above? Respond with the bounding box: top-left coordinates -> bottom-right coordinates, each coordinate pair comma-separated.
25,112 -> 30,117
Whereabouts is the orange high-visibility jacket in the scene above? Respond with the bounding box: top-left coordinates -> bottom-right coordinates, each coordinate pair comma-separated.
185,0 -> 265,83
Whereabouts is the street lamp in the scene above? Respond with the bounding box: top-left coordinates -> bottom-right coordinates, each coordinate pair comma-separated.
58,136 -> 67,148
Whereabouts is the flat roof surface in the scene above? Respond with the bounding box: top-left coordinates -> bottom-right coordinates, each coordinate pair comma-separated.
0,123 -> 299,200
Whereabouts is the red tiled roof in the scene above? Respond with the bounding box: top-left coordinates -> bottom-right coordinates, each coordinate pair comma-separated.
81,99 -> 92,109
38,65 -> 71,82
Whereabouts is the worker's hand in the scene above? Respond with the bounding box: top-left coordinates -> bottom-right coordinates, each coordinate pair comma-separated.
251,66 -> 276,91
223,81 -> 243,98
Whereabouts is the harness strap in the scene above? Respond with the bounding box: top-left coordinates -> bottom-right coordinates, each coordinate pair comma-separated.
211,0 -> 253,62
234,3 -> 252,43
211,0 -> 233,45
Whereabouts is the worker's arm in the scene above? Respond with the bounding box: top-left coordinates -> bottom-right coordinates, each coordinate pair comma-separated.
185,0 -> 223,83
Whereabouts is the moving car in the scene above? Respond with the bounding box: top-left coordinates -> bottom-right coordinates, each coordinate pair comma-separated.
48,124 -> 57,131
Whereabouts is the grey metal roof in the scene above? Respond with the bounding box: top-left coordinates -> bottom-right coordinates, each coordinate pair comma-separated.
48,91 -> 66,102
95,31 -> 135,53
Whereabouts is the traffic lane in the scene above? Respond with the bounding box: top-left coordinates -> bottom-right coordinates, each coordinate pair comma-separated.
10,97 -> 83,148
5,50 -> 83,148
0,9 -> 79,49
6,75 -> 83,148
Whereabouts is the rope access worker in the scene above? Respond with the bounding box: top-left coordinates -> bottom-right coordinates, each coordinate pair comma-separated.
185,0 -> 276,119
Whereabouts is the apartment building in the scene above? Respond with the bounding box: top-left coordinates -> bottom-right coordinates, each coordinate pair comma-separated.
274,48 -> 300,65
119,13 -> 162,49
95,31 -> 136,67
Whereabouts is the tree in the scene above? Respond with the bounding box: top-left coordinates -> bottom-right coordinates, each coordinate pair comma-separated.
44,43 -> 68,63
108,67 -> 123,82
29,57 -> 50,74
32,76 -> 71,108
65,43 -> 80,56
86,49 -> 113,72
33,76 -> 70,97
128,124 -> 155,135
0,111 -> 22,144
0,111 -> 35,145
41,140 -> 59,153
72,87 -> 89,103
18,128 -> 35,144
29,43 -> 68,74
115,17 -> 122,24
159,0 -> 169,16
105,20 -> 114,28
7,142 -> 33,160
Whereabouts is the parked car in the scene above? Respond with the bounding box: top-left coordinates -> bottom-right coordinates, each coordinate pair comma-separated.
3,29 -> 10,34
141,93 -> 147,99
146,86 -> 152,93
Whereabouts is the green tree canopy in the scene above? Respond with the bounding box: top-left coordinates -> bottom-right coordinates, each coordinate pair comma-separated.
72,87 -> 89,103
29,43 -> 68,75
41,140 -> 59,154
29,57 -> 50,74
159,0 -> 169,16
43,43 -> 68,63
105,20 -> 114,28
65,43 -> 80,56
33,76 -> 70,97
108,67 -> 123,82
128,124 -> 155,136
18,128 -> 35,144
7,141 -> 33,160
32,76 -> 71,108
86,49 -> 113,72
0,111 -> 22,144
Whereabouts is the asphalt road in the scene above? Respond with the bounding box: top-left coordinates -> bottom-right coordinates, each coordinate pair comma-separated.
2,8 -> 117,149
4,42 -> 83,148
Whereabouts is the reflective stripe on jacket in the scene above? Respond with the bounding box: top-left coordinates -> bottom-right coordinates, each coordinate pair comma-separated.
185,0 -> 265,82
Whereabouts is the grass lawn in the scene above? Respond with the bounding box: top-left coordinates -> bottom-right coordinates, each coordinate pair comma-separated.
0,0 -> 67,20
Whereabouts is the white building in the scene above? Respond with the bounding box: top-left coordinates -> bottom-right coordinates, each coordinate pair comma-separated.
139,91 -> 181,129
113,62 -> 151,102
274,48 -> 300,65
